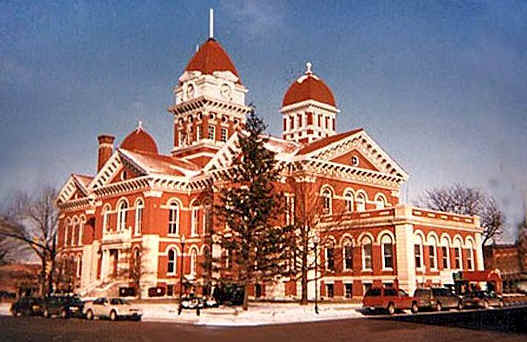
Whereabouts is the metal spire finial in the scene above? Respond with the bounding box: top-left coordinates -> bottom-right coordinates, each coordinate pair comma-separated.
137,120 -> 143,131
209,8 -> 214,39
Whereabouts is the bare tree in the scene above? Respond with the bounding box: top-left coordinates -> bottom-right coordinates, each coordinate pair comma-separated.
517,219 -> 527,273
418,184 -> 505,245
286,172 -> 347,305
0,236 -> 25,265
0,186 -> 59,295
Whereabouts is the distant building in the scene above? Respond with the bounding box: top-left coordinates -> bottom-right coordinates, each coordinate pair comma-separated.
55,14 -> 484,300
0,263 -> 40,298
484,244 -> 524,292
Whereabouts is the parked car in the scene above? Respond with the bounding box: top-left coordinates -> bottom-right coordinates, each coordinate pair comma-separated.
413,287 -> 463,311
10,296 -> 44,317
42,295 -> 85,319
362,287 -> 418,315
84,297 -> 142,321
461,291 -> 504,309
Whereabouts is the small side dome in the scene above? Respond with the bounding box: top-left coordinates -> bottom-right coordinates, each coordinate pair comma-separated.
282,62 -> 336,107
120,121 -> 159,154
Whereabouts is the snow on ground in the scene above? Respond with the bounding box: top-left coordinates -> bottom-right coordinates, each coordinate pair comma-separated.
139,302 -> 365,326
0,303 -> 11,315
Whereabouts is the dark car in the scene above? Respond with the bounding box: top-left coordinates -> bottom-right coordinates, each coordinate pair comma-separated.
461,291 -> 504,309
10,297 -> 44,317
414,287 -> 463,311
42,295 -> 85,319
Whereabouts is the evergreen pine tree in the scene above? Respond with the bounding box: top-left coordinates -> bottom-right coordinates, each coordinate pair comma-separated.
208,110 -> 291,311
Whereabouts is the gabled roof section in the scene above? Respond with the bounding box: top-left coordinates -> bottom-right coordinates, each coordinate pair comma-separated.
203,132 -> 241,172
120,149 -> 201,178
297,129 -> 364,155
56,173 -> 93,204
296,128 -> 409,180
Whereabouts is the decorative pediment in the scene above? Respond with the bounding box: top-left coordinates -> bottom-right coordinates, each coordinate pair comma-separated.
90,151 -> 126,190
302,130 -> 408,180
56,174 -> 91,205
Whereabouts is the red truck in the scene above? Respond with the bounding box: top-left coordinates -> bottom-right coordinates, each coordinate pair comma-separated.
362,287 -> 419,315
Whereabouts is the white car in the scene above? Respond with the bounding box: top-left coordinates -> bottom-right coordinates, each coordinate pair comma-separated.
84,297 -> 142,321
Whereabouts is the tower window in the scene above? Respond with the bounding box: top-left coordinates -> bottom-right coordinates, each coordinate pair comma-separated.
221,128 -> 228,142
197,126 -> 202,140
208,125 -> 215,140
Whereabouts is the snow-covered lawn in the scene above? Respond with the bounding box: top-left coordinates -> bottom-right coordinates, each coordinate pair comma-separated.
0,301 -> 365,326
139,302 -> 365,326
0,303 -> 11,316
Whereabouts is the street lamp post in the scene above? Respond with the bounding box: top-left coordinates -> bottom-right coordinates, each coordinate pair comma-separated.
178,235 -> 186,315
313,234 -> 320,315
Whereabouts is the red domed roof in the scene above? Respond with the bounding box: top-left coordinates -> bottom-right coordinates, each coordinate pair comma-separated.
282,65 -> 336,107
120,124 -> 159,154
184,38 -> 242,84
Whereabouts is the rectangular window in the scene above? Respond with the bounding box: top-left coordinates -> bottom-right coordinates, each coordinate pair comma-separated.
135,206 -> 143,235
297,114 -> 302,127
197,125 -> 202,140
363,244 -> 372,270
191,207 -> 199,236
290,116 -> 294,130
455,248 -> 461,269
168,208 -> 179,234
429,246 -> 436,270
363,283 -> 372,295
179,131 -> 185,146
467,249 -> 474,270
326,248 -> 335,271
344,245 -> 353,270
208,125 -> 215,140
326,284 -> 334,298
442,246 -> 449,269
345,283 -> 353,298
383,243 -> 393,269
415,245 -> 422,268
220,128 -> 228,142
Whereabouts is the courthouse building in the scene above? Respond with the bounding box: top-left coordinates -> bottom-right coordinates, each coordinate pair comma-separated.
56,20 -> 484,300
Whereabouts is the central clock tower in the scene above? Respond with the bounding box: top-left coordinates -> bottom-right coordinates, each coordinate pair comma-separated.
168,14 -> 252,167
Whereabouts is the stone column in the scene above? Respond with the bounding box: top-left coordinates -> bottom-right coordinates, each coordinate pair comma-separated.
474,232 -> 485,271
395,223 -> 417,295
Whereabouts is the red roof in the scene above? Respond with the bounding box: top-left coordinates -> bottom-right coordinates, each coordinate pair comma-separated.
282,74 -> 336,107
296,128 -> 363,155
120,127 -> 159,154
120,149 -> 201,177
185,38 -> 242,84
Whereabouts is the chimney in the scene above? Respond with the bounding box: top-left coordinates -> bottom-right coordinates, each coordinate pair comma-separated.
97,134 -> 115,172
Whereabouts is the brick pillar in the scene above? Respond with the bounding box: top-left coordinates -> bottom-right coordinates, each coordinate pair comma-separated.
97,134 -> 115,171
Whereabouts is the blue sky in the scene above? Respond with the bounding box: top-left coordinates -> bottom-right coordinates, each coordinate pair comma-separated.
1,1 -> 526,241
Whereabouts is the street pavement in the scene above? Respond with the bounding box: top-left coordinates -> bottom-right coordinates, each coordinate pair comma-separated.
1,311 -> 525,342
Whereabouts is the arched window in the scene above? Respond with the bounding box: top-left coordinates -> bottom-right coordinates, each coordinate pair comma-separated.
135,199 -> 143,235
454,239 -> 463,270
414,235 -> 424,269
356,192 -> 366,212
344,191 -> 354,212
466,240 -> 474,271
343,239 -> 353,271
203,203 -> 211,235
381,234 -> 393,270
362,236 -> 373,271
190,248 -> 198,275
441,237 -> 451,269
102,204 -> 111,232
167,248 -> 177,274
191,201 -> 200,236
72,218 -> 79,246
64,219 -> 71,247
325,240 -> 335,271
117,200 -> 128,231
321,187 -> 333,215
168,201 -> 180,235
78,217 -> 85,246
428,236 -> 438,270
375,194 -> 386,209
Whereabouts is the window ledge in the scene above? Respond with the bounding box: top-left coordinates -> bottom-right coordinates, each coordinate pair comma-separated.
382,267 -> 393,271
